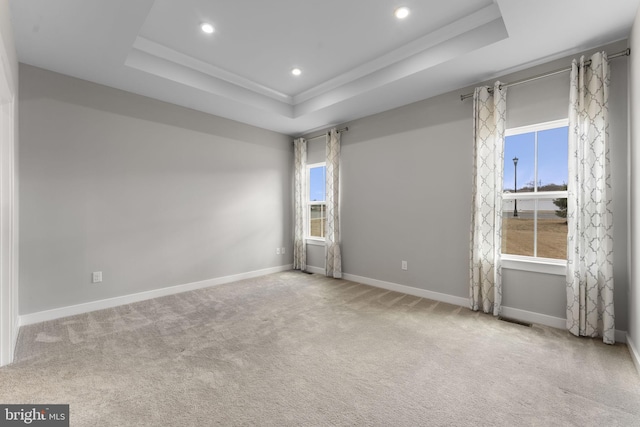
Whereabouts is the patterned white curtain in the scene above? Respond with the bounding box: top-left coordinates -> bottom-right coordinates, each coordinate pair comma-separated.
293,138 -> 307,271
470,82 -> 506,316
566,52 -> 615,344
325,128 -> 342,278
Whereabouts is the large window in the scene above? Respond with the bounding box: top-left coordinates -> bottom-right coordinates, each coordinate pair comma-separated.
307,163 -> 326,239
502,120 -> 568,261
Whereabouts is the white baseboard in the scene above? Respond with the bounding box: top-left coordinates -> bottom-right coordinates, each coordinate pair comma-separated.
19,265 -> 292,326
26,263 -> 630,348
628,335 -> 640,375
616,330 -> 628,344
341,273 -> 470,308
329,271 -> 629,343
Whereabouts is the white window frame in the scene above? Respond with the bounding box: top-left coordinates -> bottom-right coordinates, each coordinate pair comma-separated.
502,119 -> 568,275
306,162 -> 326,244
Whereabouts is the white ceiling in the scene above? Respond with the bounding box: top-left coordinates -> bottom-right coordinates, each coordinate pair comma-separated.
9,0 -> 640,136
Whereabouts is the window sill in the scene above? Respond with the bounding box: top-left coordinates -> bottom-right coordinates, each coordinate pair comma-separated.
305,238 -> 326,246
502,255 -> 566,276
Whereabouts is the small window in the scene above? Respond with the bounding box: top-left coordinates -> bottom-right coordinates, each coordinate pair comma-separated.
308,163 -> 326,239
502,120 -> 568,261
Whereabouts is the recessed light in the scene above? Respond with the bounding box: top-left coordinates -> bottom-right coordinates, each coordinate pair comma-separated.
394,7 -> 410,19
291,68 -> 302,76
201,23 -> 214,34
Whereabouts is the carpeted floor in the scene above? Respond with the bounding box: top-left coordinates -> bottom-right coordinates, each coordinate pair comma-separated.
1,271 -> 639,426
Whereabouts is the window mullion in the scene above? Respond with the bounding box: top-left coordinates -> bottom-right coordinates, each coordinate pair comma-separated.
503,191 -> 567,200
534,130 -> 538,191
533,131 -> 538,256
533,199 -> 538,257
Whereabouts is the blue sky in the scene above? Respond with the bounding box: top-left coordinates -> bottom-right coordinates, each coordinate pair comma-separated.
309,166 -> 326,201
503,126 -> 568,191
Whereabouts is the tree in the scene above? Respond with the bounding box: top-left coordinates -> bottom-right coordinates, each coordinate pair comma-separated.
553,198 -> 567,218
553,184 -> 568,220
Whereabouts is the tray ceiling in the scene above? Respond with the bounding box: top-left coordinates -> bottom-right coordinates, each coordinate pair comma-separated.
9,0 -> 640,135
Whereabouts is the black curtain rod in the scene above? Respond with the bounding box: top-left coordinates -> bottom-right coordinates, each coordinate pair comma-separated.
459,48 -> 630,101
297,127 -> 349,142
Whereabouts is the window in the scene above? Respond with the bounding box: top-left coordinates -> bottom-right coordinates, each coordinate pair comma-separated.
307,163 -> 326,240
502,120 -> 568,263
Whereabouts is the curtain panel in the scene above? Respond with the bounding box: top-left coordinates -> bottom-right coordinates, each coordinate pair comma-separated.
566,52 -> 615,344
325,128 -> 342,278
293,138 -> 307,271
470,82 -> 506,316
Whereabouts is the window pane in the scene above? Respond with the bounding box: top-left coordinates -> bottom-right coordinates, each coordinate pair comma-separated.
309,204 -> 326,238
309,166 -> 326,202
504,132 -> 535,192
502,198 -> 567,259
502,199 -> 534,257
537,127 -> 569,191
537,198 -> 567,259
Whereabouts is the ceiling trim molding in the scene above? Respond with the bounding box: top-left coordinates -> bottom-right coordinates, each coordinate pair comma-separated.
124,3 -> 507,121
125,47 -> 294,117
293,3 -> 504,104
293,17 -> 509,118
132,36 -> 294,104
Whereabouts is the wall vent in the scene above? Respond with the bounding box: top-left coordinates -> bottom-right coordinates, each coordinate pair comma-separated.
498,316 -> 532,327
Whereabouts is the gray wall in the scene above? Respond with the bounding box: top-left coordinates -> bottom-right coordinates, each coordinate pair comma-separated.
629,9 -> 640,352
307,41 -> 630,329
19,64 -> 292,315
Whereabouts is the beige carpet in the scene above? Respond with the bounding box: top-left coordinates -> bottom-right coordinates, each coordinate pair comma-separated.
1,271 -> 639,426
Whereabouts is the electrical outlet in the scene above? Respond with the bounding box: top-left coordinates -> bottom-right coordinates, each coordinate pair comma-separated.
401,261 -> 408,271
92,271 -> 103,283
276,248 -> 281,255
281,247 -> 285,254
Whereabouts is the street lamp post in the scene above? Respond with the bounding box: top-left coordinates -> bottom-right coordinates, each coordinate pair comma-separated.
513,157 -> 518,217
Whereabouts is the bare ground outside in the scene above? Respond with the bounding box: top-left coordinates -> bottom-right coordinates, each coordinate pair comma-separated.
503,214 -> 567,259
310,218 -> 326,237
